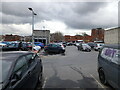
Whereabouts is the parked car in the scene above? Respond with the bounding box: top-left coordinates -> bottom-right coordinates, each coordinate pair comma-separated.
1,51 -> 43,89
66,42 -> 73,46
94,43 -> 104,51
98,44 -> 120,88
26,43 -> 32,50
78,43 -> 91,52
87,42 -> 96,49
55,43 -> 65,49
22,43 -> 32,51
34,42 -> 44,49
75,43 -> 80,46
61,42 -> 66,47
0,42 -> 7,47
44,43 -> 65,54
1,41 -> 12,46
2,43 -> 19,51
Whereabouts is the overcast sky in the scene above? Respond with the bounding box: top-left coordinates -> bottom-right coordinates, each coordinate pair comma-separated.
0,0 -> 119,36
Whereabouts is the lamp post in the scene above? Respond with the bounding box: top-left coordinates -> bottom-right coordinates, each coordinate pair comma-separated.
28,8 -> 37,51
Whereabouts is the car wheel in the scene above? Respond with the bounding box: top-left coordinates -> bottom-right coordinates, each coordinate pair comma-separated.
36,72 -> 43,89
88,49 -> 91,52
86,49 -> 90,52
38,73 -> 42,83
94,49 -> 97,51
45,49 -> 49,53
98,48 -> 101,51
37,68 -> 43,86
98,68 -> 107,85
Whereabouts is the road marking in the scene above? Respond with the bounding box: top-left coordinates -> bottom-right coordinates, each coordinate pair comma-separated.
42,77 -> 47,88
90,74 -> 105,89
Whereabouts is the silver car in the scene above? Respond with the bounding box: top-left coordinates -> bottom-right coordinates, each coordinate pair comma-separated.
94,43 -> 104,51
78,43 -> 91,52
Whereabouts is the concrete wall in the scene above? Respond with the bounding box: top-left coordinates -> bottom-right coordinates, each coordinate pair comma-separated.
104,27 -> 120,44
33,30 -> 50,44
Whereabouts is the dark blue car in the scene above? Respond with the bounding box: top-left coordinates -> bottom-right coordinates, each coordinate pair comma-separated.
44,43 -> 65,54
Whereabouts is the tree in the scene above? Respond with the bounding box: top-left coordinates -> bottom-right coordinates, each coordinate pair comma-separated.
82,32 -> 89,36
50,31 -> 64,42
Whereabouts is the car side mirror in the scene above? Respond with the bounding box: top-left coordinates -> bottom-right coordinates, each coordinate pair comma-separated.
28,59 -> 34,64
10,72 -> 21,86
10,78 -> 18,86
11,72 -> 22,81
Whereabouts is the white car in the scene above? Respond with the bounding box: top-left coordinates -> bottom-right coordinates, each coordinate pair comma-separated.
94,43 -> 104,51
82,44 -> 91,52
78,43 -> 91,52
75,43 -> 80,46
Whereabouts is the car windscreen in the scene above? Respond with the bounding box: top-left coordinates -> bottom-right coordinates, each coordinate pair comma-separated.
0,60 -> 12,83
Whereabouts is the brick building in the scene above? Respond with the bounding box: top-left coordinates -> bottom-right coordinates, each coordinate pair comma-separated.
91,28 -> 104,42
4,34 -> 21,41
64,35 -> 92,43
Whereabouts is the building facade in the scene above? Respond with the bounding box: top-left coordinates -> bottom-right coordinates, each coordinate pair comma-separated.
33,30 -> 50,45
3,34 -> 21,41
104,27 -> 120,44
91,28 -> 104,42
64,35 -> 92,43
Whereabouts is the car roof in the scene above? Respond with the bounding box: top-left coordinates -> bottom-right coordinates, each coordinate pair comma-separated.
1,51 -> 33,62
104,44 -> 120,49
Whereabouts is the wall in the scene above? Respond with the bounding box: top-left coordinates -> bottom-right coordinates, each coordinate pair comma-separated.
104,27 -> 120,44
33,30 -> 50,45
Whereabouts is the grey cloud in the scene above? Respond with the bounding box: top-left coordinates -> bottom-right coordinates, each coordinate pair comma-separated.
1,2 -> 117,29
71,2 -> 107,15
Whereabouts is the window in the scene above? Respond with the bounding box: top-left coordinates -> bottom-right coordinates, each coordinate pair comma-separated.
25,54 -> 35,66
26,54 -> 33,60
52,44 -> 58,47
113,50 -> 120,64
13,56 -> 28,77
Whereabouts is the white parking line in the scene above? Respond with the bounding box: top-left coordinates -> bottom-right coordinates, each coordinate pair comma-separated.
42,77 -> 47,88
90,74 -> 105,89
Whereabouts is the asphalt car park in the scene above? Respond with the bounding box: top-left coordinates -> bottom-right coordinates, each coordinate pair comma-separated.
1,45 -> 115,89
40,46 -> 114,89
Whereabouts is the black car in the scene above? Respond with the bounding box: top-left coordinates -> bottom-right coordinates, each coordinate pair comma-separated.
2,43 -> 19,51
66,42 -> 73,46
61,42 -> 66,48
21,43 -> 32,51
87,42 -> 96,49
1,51 -> 43,89
44,43 -> 65,54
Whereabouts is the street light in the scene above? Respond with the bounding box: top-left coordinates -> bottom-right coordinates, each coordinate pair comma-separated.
28,8 -> 37,51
